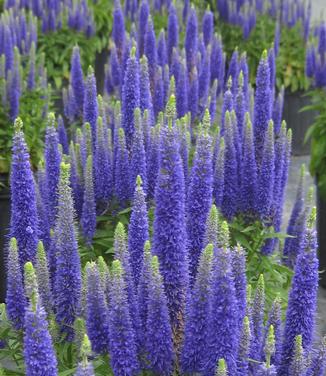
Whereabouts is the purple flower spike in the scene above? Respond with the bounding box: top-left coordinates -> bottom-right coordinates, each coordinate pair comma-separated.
4,26 -> 14,72
185,6 -> 198,72
274,22 -> 280,56
144,16 -> 157,92
257,121 -> 275,222
203,246 -> 239,375
145,256 -> 174,375
70,45 -> 85,116
138,240 -> 152,355
57,116 -> 69,155
83,67 -> 98,151
153,66 -> 164,118
262,297 -> 282,368
6,238 -> 26,330
238,316 -> 251,374
128,176 -> 149,289
289,335 -> 307,376
188,67 -> 199,123
221,111 -> 238,220
250,274 -> 265,369
272,87 -> 284,134
53,163 -> 82,340
112,0 -> 125,59
318,22 -> 326,58
153,106 -> 189,330
45,113 -> 61,228
9,51 -> 21,121
240,114 -> 257,217
306,336 -> 326,376
36,241 -> 52,315
75,334 -> 95,376
203,8 -> 214,46
178,116 -> 190,182
138,0 -> 149,58
130,108 -> 147,192
167,2 -> 179,65
10,118 -> 39,267
254,50 -> 272,164
198,47 -> 211,113
203,204 -> 219,248
114,222 -> 140,346
85,262 -> 109,354
109,260 -> 139,376
157,29 -> 167,68
186,111 -> 213,280
147,124 -> 160,200
114,128 -> 131,207
176,61 -> 188,118
69,142 -> 84,218
283,165 -> 306,267
213,137 -> 225,209
280,210 -> 318,376
268,46 -> 276,92
140,55 -> 154,124
181,244 -> 214,374
24,299 -> 58,376
81,155 -> 96,246
231,245 -> 247,330
110,45 -> 121,91
227,49 -> 239,95
95,117 -> 113,203
122,47 -> 140,149
306,45 -> 316,78
221,78 -> 234,133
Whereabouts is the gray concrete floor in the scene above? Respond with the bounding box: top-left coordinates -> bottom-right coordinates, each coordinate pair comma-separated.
284,155 -> 326,340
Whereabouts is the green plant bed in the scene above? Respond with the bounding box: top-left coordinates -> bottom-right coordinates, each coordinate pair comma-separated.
37,0 -> 113,90
0,87 -> 51,175
218,15 -> 308,92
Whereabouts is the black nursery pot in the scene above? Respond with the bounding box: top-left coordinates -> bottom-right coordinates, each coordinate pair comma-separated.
0,174 -> 10,303
317,189 -> 326,288
282,90 -> 316,156
95,49 -> 109,95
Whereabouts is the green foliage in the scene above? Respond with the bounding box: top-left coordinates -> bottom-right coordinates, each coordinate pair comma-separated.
89,0 -> 113,52
276,22 -> 309,92
38,29 -> 98,89
0,302 -> 114,375
302,89 -> 326,199
79,203 -> 132,265
218,15 -> 276,83
37,0 -> 113,89
79,199 -> 155,267
0,87 -> 51,174
229,218 -> 293,309
0,305 -> 25,375
219,15 -> 308,91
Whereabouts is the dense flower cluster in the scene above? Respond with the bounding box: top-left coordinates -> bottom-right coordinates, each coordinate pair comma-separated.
4,0 -> 94,35
3,1 -> 325,375
306,21 -> 326,87
217,0 -> 311,40
0,9 -> 49,120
